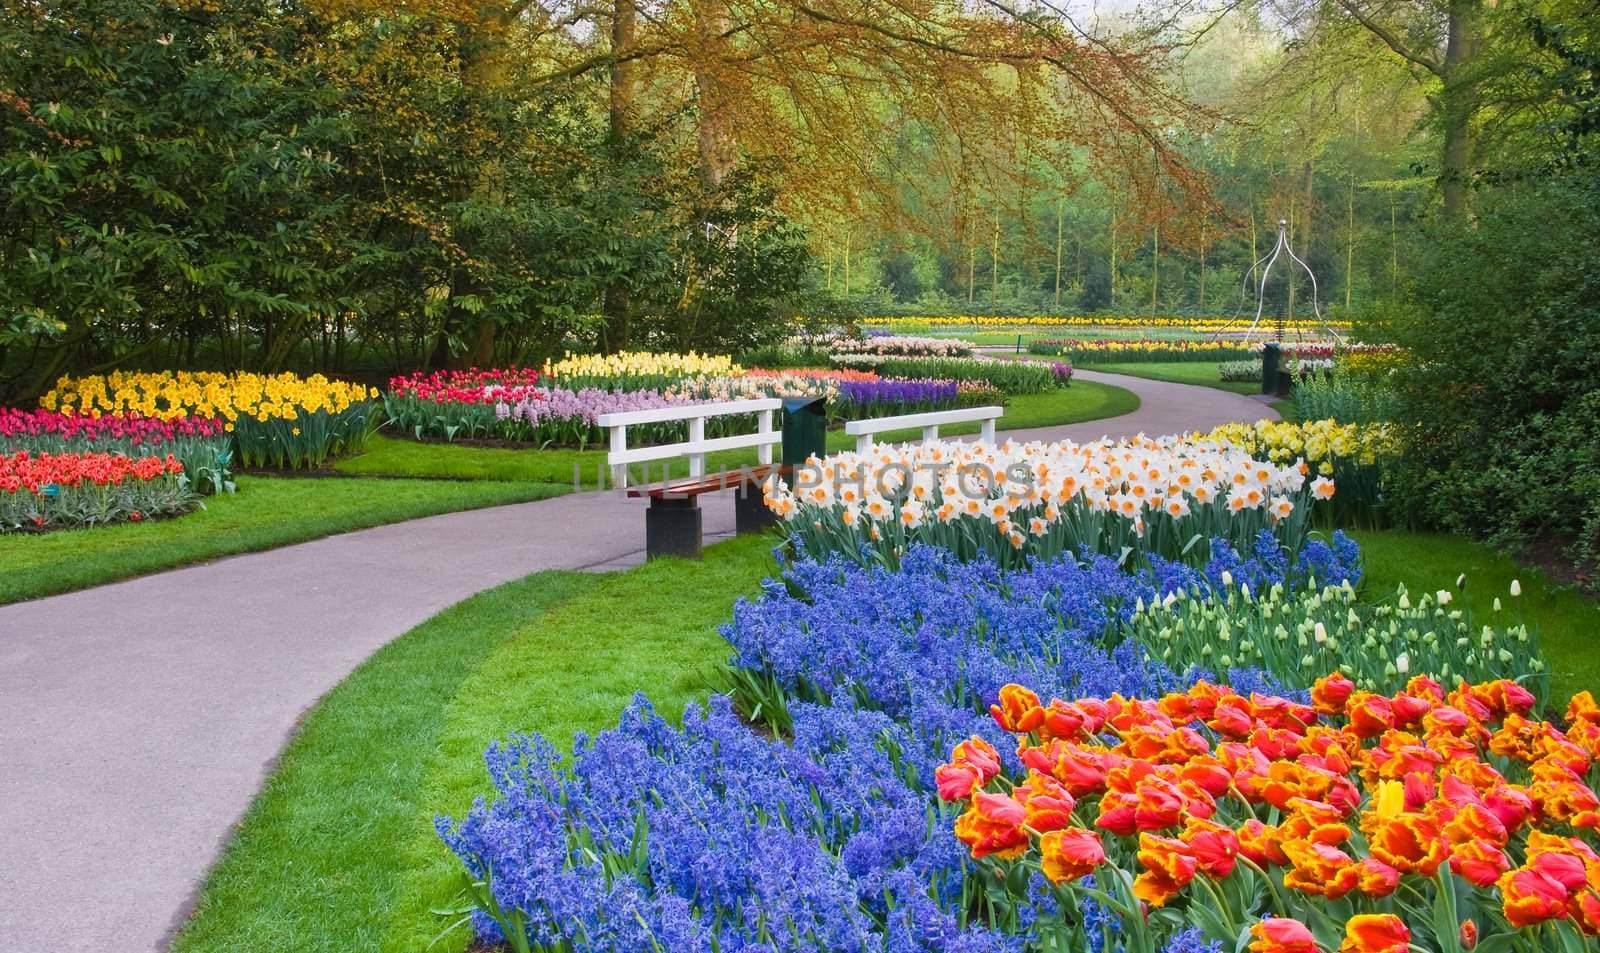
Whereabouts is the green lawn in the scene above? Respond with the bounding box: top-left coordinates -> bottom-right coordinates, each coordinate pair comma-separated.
335,381 -> 1139,484
1353,530 -> 1600,702
1090,360 -> 1261,395
172,534 -> 777,953
0,476 -> 569,605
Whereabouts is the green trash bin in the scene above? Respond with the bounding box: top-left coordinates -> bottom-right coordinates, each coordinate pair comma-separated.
782,396 -> 828,468
1261,342 -> 1280,396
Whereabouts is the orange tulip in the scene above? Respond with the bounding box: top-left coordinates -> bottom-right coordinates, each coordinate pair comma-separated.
1248,917 -> 1319,953
1312,672 -> 1356,715
1038,827 -> 1103,884
953,791 -> 1028,859
1499,867 -> 1571,927
1132,833 -> 1196,908
1449,838 -> 1510,887
1014,773 -> 1077,833
991,684 -> 1044,733
1338,913 -> 1408,953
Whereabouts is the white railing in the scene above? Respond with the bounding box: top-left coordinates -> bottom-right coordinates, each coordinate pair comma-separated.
844,405 -> 1004,453
596,398 -> 783,489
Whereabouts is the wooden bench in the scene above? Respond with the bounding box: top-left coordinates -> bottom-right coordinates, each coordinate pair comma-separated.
595,398 -> 787,560
843,405 -> 1005,453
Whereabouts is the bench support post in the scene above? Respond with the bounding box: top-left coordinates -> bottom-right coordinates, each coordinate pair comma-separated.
735,477 -> 778,535
645,495 -> 702,560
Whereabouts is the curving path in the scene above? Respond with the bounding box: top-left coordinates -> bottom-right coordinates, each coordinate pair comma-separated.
0,369 -> 1275,953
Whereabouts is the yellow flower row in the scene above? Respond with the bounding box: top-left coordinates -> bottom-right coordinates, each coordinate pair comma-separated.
542,351 -> 742,381
861,315 -> 1353,331
41,371 -> 377,423
1200,418 -> 1399,471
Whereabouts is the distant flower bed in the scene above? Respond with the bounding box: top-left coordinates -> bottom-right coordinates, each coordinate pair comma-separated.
828,333 -> 976,358
0,408 -> 233,494
542,351 -> 741,391
385,365 -> 912,446
766,434 -> 1338,570
859,314 -> 1354,332
1,450 -> 196,530
830,354 -> 1063,394
1030,338 -> 1256,363
832,378 -> 964,419
41,371 -> 377,470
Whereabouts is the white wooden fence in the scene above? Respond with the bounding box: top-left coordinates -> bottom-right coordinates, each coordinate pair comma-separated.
595,398 -> 782,490
844,405 -> 1005,453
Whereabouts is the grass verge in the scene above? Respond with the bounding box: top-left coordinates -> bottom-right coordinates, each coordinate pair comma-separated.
169,534 -> 779,953
335,381 -> 1139,484
1090,361 -> 1260,396
1354,530 -> 1600,702
0,476 -> 569,605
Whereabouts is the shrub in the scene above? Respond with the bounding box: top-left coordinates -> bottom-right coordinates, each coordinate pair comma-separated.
1382,172 -> 1600,571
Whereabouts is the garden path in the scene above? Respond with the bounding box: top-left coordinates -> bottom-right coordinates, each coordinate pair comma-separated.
0,368 -> 1273,953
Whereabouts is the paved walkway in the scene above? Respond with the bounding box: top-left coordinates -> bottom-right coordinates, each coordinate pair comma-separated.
0,370 -> 1274,952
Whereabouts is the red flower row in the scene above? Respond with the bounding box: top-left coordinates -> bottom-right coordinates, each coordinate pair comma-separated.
387,367 -> 544,405
1,451 -> 184,494
0,408 -> 225,442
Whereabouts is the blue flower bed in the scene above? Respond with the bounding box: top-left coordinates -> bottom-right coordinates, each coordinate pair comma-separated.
834,378 -> 961,418
438,536 -> 1361,952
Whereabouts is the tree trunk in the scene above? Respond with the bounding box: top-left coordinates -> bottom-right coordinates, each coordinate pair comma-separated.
601,0 -> 638,353
1053,198 -> 1063,309
1438,0 -> 1479,219
692,0 -> 738,193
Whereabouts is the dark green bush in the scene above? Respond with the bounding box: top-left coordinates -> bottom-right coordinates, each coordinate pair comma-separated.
1381,172 -> 1600,572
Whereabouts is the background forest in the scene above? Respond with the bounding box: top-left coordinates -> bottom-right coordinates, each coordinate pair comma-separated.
5,0 -> 1592,396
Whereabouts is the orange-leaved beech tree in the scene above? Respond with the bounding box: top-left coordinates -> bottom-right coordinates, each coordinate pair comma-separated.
314,0 -> 1218,347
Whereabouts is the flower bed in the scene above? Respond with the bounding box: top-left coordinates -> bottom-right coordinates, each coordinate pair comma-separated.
384,368 -> 879,446
860,315 -> 1355,333
833,378 -> 959,418
828,333 -> 976,358
1126,574 -> 1543,698
830,355 -> 1063,394
939,673 -> 1592,953
765,435 -> 1336,570
1200,420 -> 1396,525
0,408 -> 233,494
1,450 -> 196,530
41,371 -> 378,469
441,544 -> 1299,953
1030,339 -> 1256,363
541,351 -> 742,391
440,520 -> 1570,953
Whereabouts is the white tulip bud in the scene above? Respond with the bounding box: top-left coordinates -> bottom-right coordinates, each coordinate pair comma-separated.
1396,653 -> 1410,674
1436,590 -> 1452,607
1510,579 -> 1522,597
1314,621 -> 1328,644
1221,570 -> 1234,588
